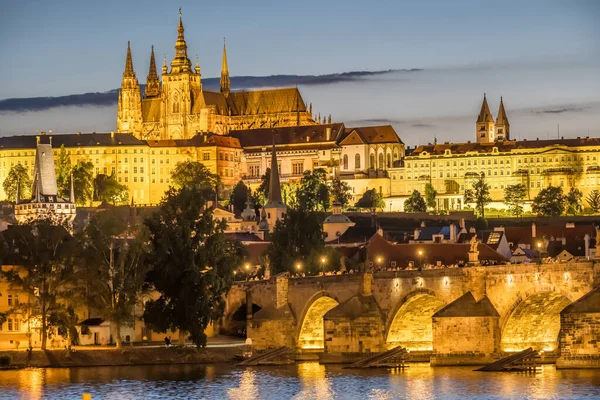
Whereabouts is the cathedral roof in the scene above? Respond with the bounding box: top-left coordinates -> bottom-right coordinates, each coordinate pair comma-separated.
141,97 -> 162,122
225,87 -> 307,116
230,123 -> 344,148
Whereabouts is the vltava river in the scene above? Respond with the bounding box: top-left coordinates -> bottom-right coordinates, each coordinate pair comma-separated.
0,362 -> 599,399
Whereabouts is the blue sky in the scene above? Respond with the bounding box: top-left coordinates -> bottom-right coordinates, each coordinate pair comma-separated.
0,0 -> 598,99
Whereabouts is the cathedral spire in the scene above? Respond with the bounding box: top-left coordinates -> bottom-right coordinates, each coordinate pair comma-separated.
495,96 -> 510,140
170,9 -> 191,73
220,38 -> 231,96
477,93 -> 494,123
145,45 -> 160,97
476,93 -> 495,143
123,41 -> 136,79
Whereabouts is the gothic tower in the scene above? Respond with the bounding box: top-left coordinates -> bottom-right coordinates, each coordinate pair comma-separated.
161,11 -> 203,139
262,135 -> 287,232
495,97 -> 510,141
476,94 -> 495,144
220,39 -> 230,97
145,45 -> 160,98
117,41 -> 143,134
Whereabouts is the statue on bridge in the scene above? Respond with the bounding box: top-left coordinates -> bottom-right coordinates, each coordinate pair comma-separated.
469,235 -> 479,264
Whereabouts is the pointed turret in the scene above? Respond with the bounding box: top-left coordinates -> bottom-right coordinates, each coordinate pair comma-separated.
117,41 -> 142,135
124,41 -> 135,79
145,45 -> 160,98
170,10 -> 192,73
262,134 -> 287,232
162,56 -> 168,74
220,39 -> 231,96
495,97 -> 510,141
476,94 -> 495,144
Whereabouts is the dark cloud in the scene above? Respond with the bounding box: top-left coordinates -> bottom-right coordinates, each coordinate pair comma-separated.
411,123 -> 436,128
0,69 -> 422,113
534,106 -> 588,114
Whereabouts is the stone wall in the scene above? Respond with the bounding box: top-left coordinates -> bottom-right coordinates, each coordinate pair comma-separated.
324,316 -> 385,354
432,316 -> 500,355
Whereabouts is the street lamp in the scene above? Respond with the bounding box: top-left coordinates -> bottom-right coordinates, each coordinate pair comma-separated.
537,242 -> 543,264
320,257 -> 326,275
296,262 -> 302,271
376,256 -> 383,269
418,250 -> 423,269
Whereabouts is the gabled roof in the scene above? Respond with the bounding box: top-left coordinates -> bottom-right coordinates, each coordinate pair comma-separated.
226,87 -> 307,116
230,123 -> 344,148
326,225 -> 377,245
341,125 -> 403,145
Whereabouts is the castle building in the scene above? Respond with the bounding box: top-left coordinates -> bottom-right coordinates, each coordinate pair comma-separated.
117,12 -> 315,140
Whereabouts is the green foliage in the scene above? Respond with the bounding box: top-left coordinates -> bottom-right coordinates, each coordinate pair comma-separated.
78,208 -> 150,348
297,168 -> 330,211
0,219 -> 77,350
72,161 -> 94,206
424,183 -> 437,210
565,187 -> 583,215
253,168 -> 270,207
330,179 -> 352,208
504,183 -> 527,217
94,174 -> 129,205
281,181 -> 300,209
55,145 -> 72,199
267,208 -> 326,275
171,161 -> 219,198
3,164 -> 31,201
471,175 -> 492,217
463,188 -> 475,205
355,189 -> 385,212
586,189 -> 600,214
404,190 -> 427,213
532,185 -> 565,217
229,181 -> 249,212
143,186 -> 243,348
49,305 -> 80,346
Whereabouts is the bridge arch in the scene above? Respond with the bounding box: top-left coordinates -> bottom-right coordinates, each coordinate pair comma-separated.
297,291 -> 340,350
386,289 -> 446,351
500,285 -> 573,352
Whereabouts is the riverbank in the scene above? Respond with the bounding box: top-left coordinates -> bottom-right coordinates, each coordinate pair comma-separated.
0,346 -> 242,369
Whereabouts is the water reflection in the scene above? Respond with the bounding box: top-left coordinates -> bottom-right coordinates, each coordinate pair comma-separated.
296,362 -> 332,400
228,370 -> 259,400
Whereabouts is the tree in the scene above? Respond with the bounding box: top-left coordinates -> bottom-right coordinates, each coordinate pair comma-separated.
55,145 -> 72,199
281,182 -> 300,209
471,175 -> 492,218
171,161 -> 219,199
504,184 -> 527,217
72,161 -> 94,206
330,179 -> 352,208
252,168 -> 270,207
3,164 -> 31,201
94,174 -> 129,205
404,190 -> 427,213
532,186 -> 565,217
586,189 -> 600,214
424,183 -> 437,211
78,208 -> 149,348
355,189 -> 385,213
229,181 -> 249,212
0,219 -> 76,350
267,208 -> 327,275
297,168 -> 330,211
143,186 -> 243,347
565,187 -> 583,215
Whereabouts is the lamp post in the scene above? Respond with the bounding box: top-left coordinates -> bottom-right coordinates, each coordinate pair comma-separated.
320,257 -> 326,275
376,256 -> 383,270
537,242 -> 543,264
418,250 -> 423,269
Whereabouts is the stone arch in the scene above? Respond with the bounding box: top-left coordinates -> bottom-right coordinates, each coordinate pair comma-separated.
500,286 -> 573,352
385,289 -> 446,350
297,292 -> 340,350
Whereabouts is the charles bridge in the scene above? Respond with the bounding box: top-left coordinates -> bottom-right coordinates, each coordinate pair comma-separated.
224,262 -> 600,367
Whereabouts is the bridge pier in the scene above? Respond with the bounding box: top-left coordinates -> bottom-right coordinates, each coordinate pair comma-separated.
431,292 -> 501,366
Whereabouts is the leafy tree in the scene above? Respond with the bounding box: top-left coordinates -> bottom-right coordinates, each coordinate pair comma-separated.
143,186 -> 243,347
532,185 -> 565,217
297,168 -> 330,211
471,175 -> 492,218
463,189 -> 475,206
72,161 -> 94,206
355,189 -> 385,213
586,189 -> 600,214
281,181 -> 300,209
404,190 -> 427,213
3,164 -> 31,201
0,219 -> 76,350
171,161 -> 219,199
330,179 -> 352,208
267,208 -> 327,275
55,145 -> 72,199
94,174 -> 129,205
252,168 -> 270,207
424,183 -> 437,211
229,181 -> 250,212
504,183 -> 527,217
565,187 -> 583,215
77,208 -> 150,348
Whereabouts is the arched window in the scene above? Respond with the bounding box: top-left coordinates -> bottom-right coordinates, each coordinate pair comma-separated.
172,92 -> 180,114
387,153 -> 391,168
370,154 -> 375,169
343,154 -> 348,170
394,152 -> 399,160
355,154 -> 361,169
378,153 -> 384,169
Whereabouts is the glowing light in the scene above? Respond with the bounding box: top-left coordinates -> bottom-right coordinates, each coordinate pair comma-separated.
543,346 -> 554,352
376,256 -> 383,264
564,272 -> 570,281
296,263 -> 302,270
537,242 -> 542,248
443,277 -> 449,286
298,296 -> 339,350
320,257 -> 326,264
507,274 -> 513,284
244,264 -> 250,270
418,250 -> 423,256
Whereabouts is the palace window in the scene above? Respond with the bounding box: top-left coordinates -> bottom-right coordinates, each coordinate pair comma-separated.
370,154 -> 375,169
203,152 -> 210,161
343,155 -> 348,170
293,162 -> 304,175
140,167 -> 144,174
378,153 -> 384,169
134,167 -> 138,174
387,154 -> 391,168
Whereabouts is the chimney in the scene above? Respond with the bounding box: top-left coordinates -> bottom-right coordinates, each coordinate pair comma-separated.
449,223 -> 456,242
584,234 -> 590,259
531,222 -> 536,238
326,127 -> 332,141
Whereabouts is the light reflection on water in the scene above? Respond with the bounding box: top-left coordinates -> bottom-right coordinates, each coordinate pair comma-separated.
0,362 -> 599,400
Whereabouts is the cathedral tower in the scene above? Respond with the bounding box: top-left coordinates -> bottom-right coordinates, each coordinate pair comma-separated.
495,97 -> 510,141
476,94 -> 495,144
117,41 -> 143,134
145,45 -> 160,98
220,39 -> 230,97
262,136 -> 287,232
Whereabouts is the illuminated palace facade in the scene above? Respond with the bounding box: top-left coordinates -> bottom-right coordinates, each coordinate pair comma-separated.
117,13 -> 315,140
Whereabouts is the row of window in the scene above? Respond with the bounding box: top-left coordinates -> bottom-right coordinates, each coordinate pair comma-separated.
0,318 -> 21,332
342,153 -> 400,170
407,154 -> 599,169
